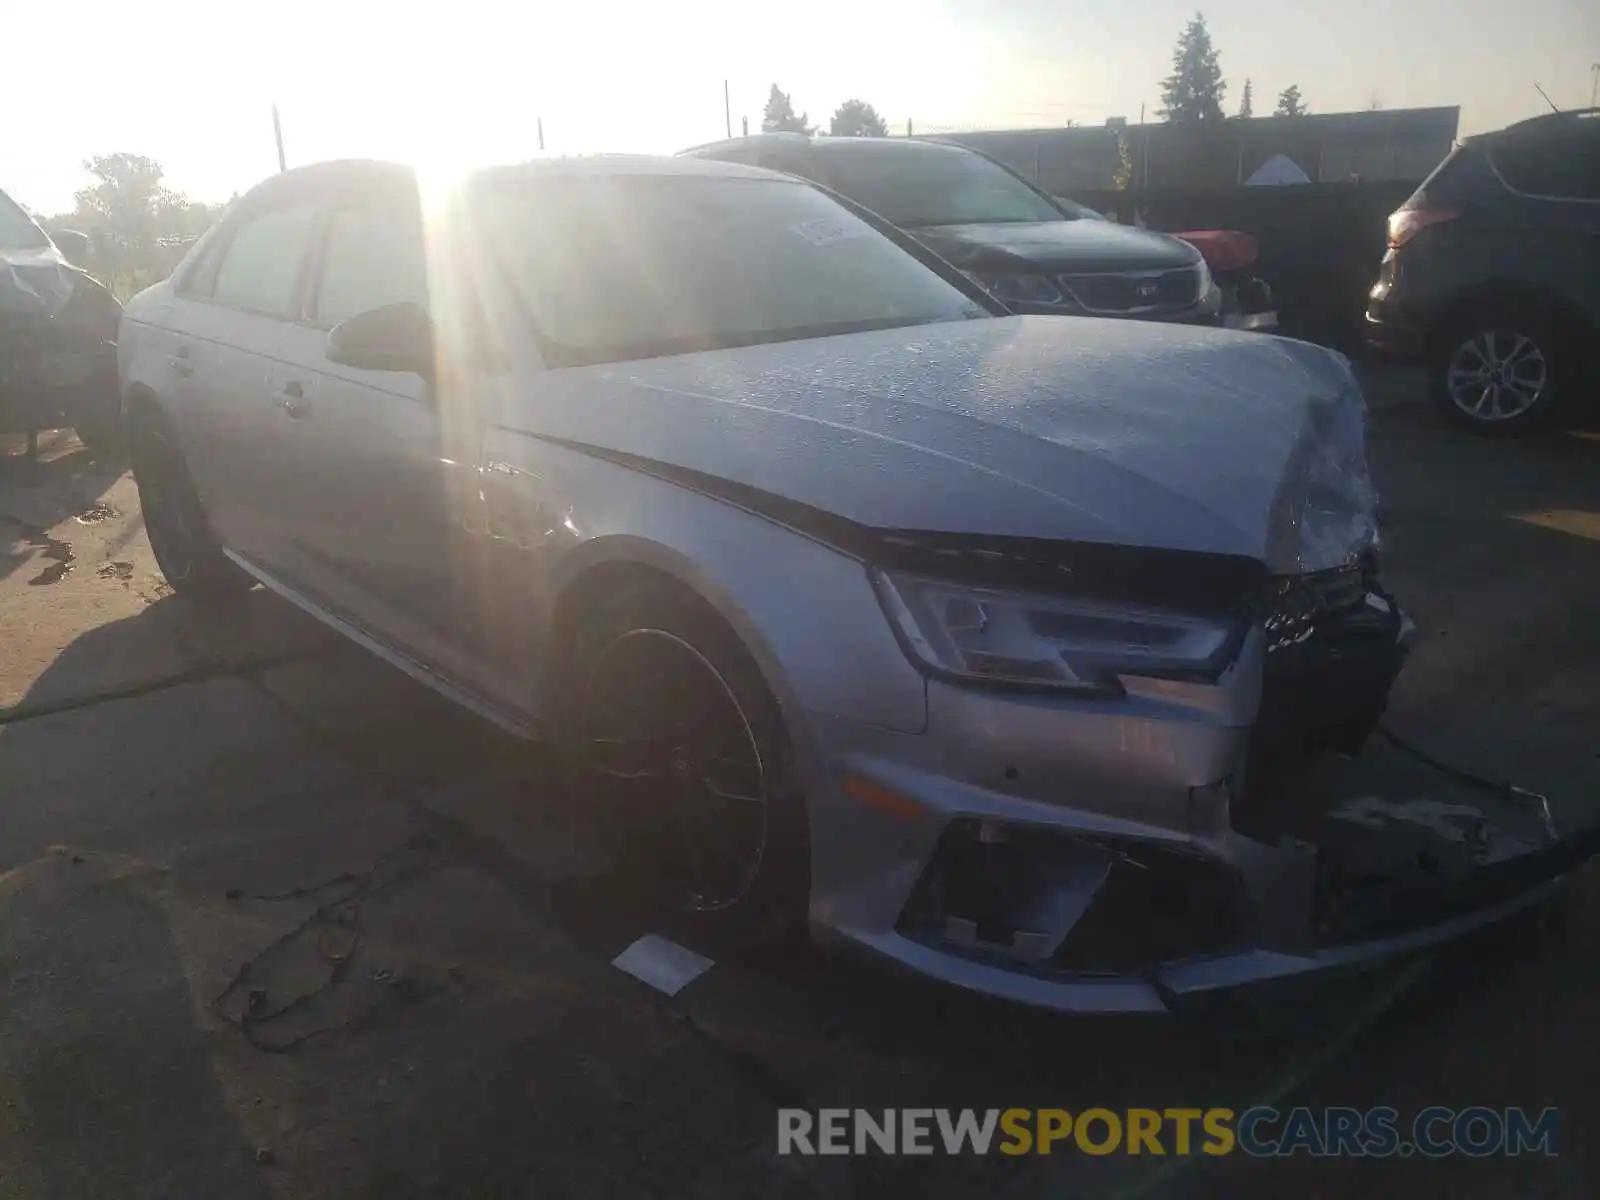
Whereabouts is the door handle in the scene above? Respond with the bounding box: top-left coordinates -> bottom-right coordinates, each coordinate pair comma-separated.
275,380 -> 309,419
167,346 -> 193,376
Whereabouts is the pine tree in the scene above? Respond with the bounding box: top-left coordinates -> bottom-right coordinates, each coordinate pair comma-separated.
829,99 -> 889,137
1158,12 -> 1227,123
761,85 -> 814,134
1275,85 -> 1308,117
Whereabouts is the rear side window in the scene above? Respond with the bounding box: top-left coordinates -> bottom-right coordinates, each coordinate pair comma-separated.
211,205 -> 318,318
1489,126 -> 1600,200
312,205 -> 428,328
175,228 -> 228,299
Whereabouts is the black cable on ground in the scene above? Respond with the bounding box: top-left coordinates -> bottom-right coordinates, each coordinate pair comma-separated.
209,829 -> 440,1054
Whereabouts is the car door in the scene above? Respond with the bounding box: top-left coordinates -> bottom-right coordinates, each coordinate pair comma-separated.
172,202 -> 320,569
270,195 -> 491,686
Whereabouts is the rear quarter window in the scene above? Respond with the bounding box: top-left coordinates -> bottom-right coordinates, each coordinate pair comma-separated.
1486,125 -> 1600,201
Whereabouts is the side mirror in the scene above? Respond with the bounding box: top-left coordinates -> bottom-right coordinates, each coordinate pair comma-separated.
326,303 -> 435,380
52,228 -> 93,267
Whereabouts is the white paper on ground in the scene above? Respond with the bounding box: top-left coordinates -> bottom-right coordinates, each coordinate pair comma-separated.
612,934 -> 715,996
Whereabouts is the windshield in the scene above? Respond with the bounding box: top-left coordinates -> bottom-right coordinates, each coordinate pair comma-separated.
825,145 -> 1069,227
474,175 -> 991,367
0,188 -> 51,252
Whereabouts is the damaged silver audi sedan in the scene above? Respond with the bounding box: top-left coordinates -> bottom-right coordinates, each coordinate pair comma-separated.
118,156 -> 1591,1012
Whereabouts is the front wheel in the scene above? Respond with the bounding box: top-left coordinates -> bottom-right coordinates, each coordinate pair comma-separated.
127,405 -> 250,604
560,577 -> 810,949
1429,304 -> 1576,436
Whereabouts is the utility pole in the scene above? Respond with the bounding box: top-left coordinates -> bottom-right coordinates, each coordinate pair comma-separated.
741,116 -> 749,137
537,117 -> 545,151
1139,103 -> 1149,188
906,118 -> 913,137
1591,63 -> 1598,109
724,80 -> 732,138
271,104 -> 287,172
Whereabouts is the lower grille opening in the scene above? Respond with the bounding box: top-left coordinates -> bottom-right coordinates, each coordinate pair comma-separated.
898,820 -> 1243,975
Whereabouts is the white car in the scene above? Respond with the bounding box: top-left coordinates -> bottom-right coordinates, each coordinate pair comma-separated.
118,154 -> 1578,1015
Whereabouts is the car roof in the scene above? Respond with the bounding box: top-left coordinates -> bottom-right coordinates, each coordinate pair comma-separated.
237,153 -> 785,209
682,135 -> 972,160
1473,106 -> 1600,144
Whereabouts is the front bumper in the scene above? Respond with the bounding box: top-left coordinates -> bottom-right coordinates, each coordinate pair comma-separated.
803,592 -> 1597,1014
1364,270 -> 1427,362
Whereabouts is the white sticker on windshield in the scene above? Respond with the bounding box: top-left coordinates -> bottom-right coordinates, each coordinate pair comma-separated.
790,216 -> 867,246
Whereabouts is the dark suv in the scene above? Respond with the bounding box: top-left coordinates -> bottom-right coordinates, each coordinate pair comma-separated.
1366,109 -> 1599,435
1,184 -> 123,453
682,134 -> 1227,326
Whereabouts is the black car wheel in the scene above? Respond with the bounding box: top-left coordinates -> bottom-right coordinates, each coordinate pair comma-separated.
1430,303 -> 1575,436
562,576 -> 809,948
71,402 -> 126,460
128,405 -> 249,603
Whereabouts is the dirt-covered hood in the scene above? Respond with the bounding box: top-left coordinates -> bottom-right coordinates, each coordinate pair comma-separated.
513,315 -> 1378,574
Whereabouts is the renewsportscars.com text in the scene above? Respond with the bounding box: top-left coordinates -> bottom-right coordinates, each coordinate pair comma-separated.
777,1106 -> 1558,1158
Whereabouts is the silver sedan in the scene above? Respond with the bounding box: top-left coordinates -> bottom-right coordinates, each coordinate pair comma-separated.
117,154 -> 1576,1013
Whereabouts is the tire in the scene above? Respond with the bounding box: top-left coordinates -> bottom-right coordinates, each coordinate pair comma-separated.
558,576 -> 810,949
71,407 -> 126,461
1428,300 -> 1576,437
127,404 -> 250,604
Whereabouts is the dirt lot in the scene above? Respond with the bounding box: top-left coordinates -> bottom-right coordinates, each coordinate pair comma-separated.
1,365 -> 1597,1199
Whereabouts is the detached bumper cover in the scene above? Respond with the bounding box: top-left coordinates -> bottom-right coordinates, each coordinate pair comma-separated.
819,758 -> 1597,1014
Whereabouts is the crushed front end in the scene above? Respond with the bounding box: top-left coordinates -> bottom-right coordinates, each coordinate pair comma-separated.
1,248 -> 122,436
805,543 -> 1597,1013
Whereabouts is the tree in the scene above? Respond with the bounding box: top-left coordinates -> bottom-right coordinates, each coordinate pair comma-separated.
1238,78 -> 1254,119
1275,85 -> 1308,117
1111,133 -> 1134,189
47,153 -> 224,291
761,85 -> 814,134
829,98 -> 888,137
1158,12 -> 1227,123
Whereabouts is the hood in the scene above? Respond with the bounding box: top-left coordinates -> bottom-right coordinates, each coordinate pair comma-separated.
512,316 -> 1378,576
908,220 -> 1200,275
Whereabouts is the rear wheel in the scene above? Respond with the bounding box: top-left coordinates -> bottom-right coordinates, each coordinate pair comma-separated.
1429,302 -> 1576,436
560,577 -> 809,948
127,404 -> 249,603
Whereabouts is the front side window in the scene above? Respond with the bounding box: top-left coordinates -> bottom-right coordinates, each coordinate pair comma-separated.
472,175 -> 991,368
313,205 -> 428,328
824,145 -> 1067,227
211,204 -> 318,318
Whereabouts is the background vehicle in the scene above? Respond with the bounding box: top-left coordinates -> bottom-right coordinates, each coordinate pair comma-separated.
1171,228 -> 1277,331
1365,108 -> 1600,435
1,184 -> 123,454
682,134 -> 1240,327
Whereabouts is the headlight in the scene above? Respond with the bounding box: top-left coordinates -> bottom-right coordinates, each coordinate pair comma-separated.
1193,257 -> 1218,304
965,271 -> 1072,308
872,570 -> 1245,694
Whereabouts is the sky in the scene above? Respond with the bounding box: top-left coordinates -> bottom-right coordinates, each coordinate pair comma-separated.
4,0 -> 1597,214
